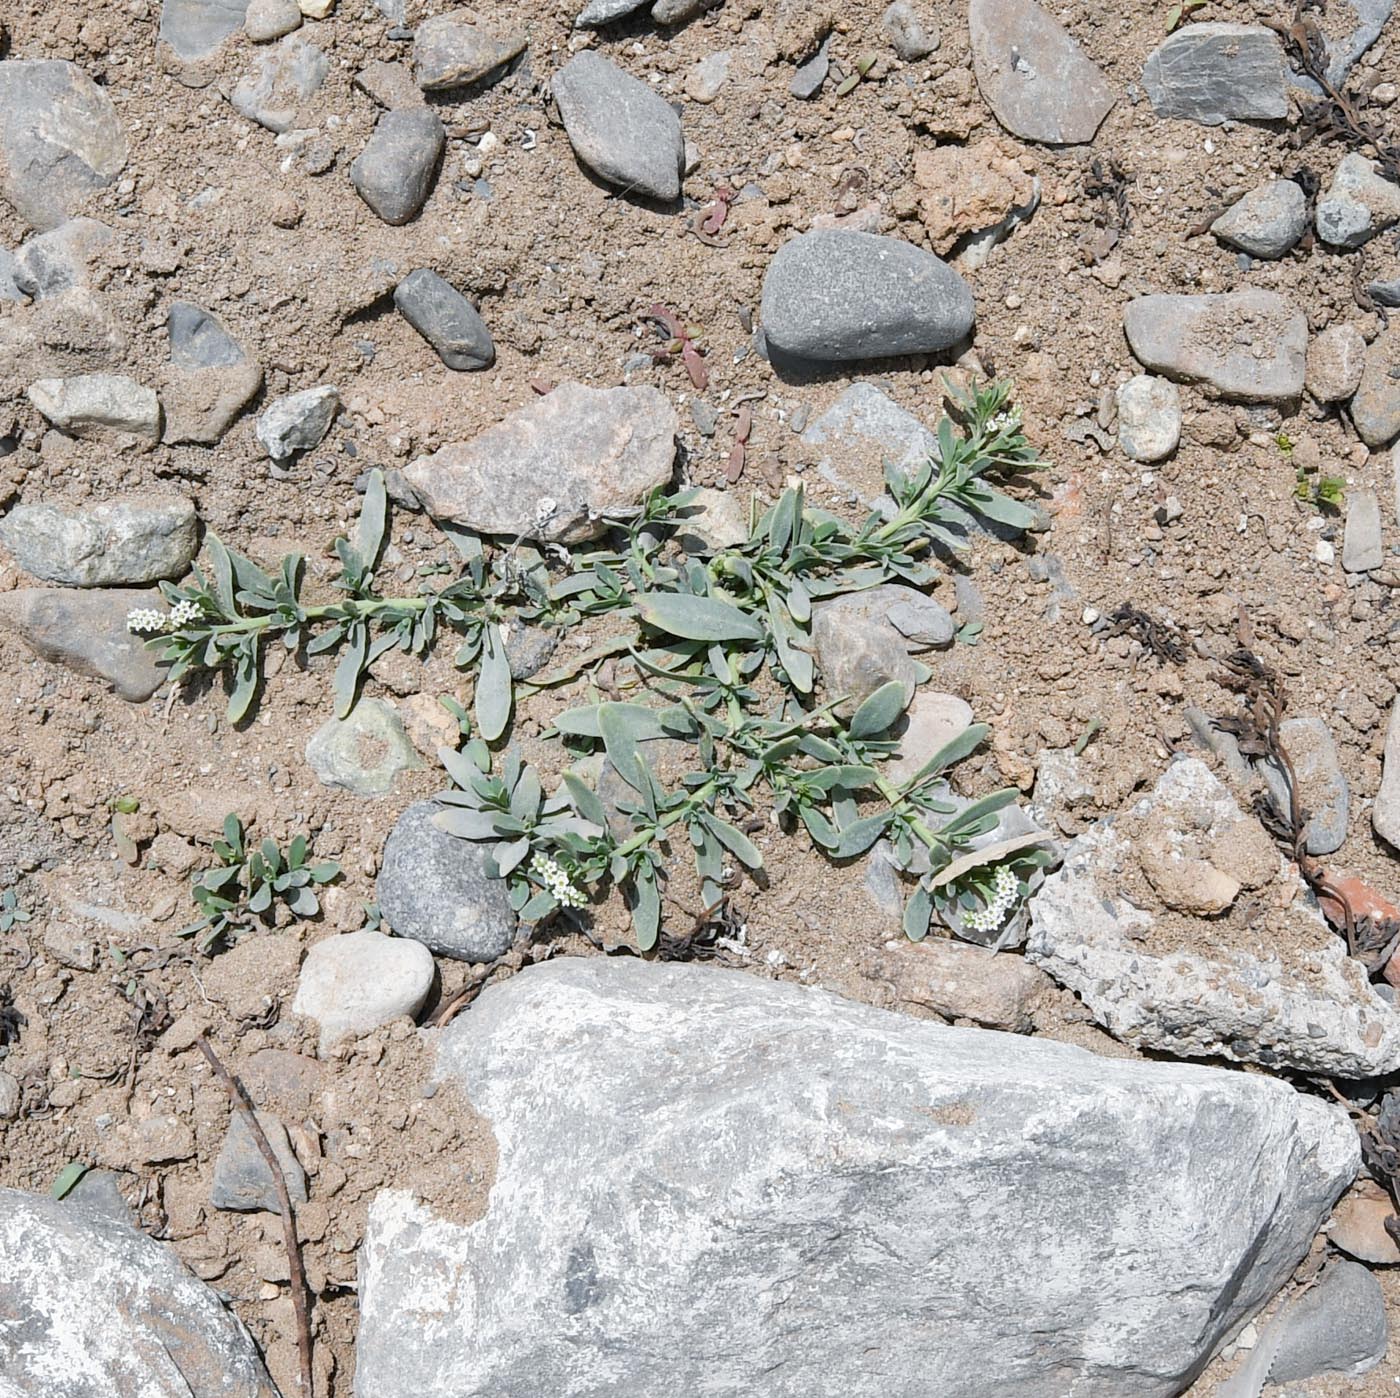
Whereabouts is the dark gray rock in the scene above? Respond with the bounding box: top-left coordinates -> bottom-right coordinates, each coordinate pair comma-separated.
651,0 -> 713,22
1294,0 -> 1395,89
12,218 -> 113,299
230,35 -> 328,134
1210,179 -> 1307,258
760,229 -> 974,363
159,0 -> 250,59
63,1170 -> 135,1228
394,269 -> 495,370
0,497 -> 198,587
0,588 -> 168,700
355,957 -> 1358,1398
350,109 -> 445,225
210,1109 -> 307,1213
412,15 -> 525,90
968,0 -> 1115,144
1353,327 -> 1400,449
0,1187 -> 278,1397
882,0 -> 939,59
504,625 -> 559,680
169,301 -> 246,370
1123,289 -> 1306,402
552,53 -> 684,203
377,800 -> 516,961
789,39 -> 829,99
0,60 -> 129,233
1316,153 -> 1400,248
1259,716 -> 1350,855
1141,24 -> 1288,125
163,303 -> 263,445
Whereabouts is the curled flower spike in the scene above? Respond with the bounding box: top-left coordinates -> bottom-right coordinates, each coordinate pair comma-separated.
962,864 -> 1020,936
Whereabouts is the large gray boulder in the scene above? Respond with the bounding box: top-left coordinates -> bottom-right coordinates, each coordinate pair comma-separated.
0,1187 -> 278,1397
356,958 -> 1357,1398
0,496 -> 197,586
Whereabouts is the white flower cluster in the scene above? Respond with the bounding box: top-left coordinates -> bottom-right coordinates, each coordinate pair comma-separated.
530,851 -> 587,910
961,864 -> 1020,935
126,599 -> 203,635
987,408 -> 1021,432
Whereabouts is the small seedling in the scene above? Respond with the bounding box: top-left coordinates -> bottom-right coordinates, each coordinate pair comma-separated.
644,304 -> 708,390
0,888 -> 30,933
1165,0 -> 1208,30
1294,466 -> 1346,511
181,815 -> 340,953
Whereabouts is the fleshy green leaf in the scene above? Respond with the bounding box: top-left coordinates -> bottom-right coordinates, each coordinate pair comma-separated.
475,623 -> 512,742
206,535 -> 236,616
905,723 -> 989,787
355,469 -> 388,571
831,812 -> 891,859
903,882 -> 933,942
634,591 -> 766,643
848,680 -> 909,740
433,807 -> 505,841
599,704 -> 648,794
51,1162 -> 89,1200
554,703 -> 666,742
564,772 -> 609,829
630,865 -> 661,951
700,813 -> 763,870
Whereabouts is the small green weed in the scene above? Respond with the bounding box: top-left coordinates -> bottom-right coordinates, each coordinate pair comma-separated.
0,888 -> 30,933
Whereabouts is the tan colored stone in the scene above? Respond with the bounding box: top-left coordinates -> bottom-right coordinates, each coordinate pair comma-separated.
913,139 -> 1036,255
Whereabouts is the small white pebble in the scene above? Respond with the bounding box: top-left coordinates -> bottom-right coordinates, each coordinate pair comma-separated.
1082,606 -> 1100,625
1316,540 -> 1335,564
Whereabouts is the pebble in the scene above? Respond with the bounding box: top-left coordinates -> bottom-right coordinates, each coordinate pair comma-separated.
293,929 -> 435,1050
759,229 -> 974,363
0,1072 -> 18,1121
1305,323 -> 1367,403
574,0 -> 647,25
210,1110 -> 307,1213
684,51 -> 731,104
552,54 -> 684,203
652,0 -> 713,22
0,496 -> 197,587
349,108 -> 445,225
393,268 -> 495,371
255,384 -> 339,459
230,34 -> 328,133
1342,489 -> 1384,574
413,15 -> 524,91
162,302 -> 263,445
354,59 -> 423,110
1259,716 -> 1351,855
404,381 -> 677,544
11,217 -> 113,299
1316,152 -> 1400,249
244,0 -> 301,42
1115,374 -> 1181,462
872,936 -> 1052,1031
376,800 -> 516,962
159,0 -> 251,60
1141,24 -> 1287,125
304,698 -> 422,796
811,584 -> 946,710
676,486 -> 747,548
1209,179 -> 1307,259
0,60 -> 128,233
1329,1179 -> 1400,1265
888,691 -> 974,784
1353,327 -> 1400,449
1268,1261 -> 1388,1384
789,39 -> 829,100
881,0 -> 939,59
27,374 -> 161,440
132,1114 -> 197,1164
1122,289 -> 1306,403
968,0 -> 1114,144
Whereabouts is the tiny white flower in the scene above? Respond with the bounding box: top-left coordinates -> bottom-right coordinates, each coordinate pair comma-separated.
529,851 -> 586,910
962,864 -> 1020,935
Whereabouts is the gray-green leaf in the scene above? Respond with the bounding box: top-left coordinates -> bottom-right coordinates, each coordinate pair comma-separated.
475,622 -> 512,742
848,680 -> 909,739
634,591 -> 765,643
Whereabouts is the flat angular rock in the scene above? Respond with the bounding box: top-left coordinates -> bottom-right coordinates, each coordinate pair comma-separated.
244,0 -> 302,41
404,381 -> 677,544
210,1109 -> 307,1213
1210,178 -> 1307,258
1116,374 -> 1181,462
230,35 -> 328,133
377,800 -> 515,961
0,60 -> 129,233
163,302 -> 263,445
393,269 -> 494,370
0,1188 -> 278,1397
356,957 -> 1358,1398
1316,153 -> 1400,248
968,0 -> 1114,144
350,109 -> 445,225
1123,288 -> 1306,402
866,935 -> 1051,1030
1027,758 -> 1400,1076
160,0 -> 250,58
789,39 -> 830,99
12,217 -> 113,299
1142,24 -> 1287,125
27,374 -> 161,440
1374,695 -> 1400,849
293,929 -> 434,1050
255,384 -> 339,459
305,698 -> 422,796
573,0 -> 647,24
0,496 -> 197,586
913,138 -> 1038,257
1342,489 -> 1384,574
888,690 -> 974,784
1306,322 -> 1367,403
760,229 -> 974,362
1259,716 -> 1351,854
413,14 -> 525,91
1353,325 -> 1400,449
552,53 -> 684,202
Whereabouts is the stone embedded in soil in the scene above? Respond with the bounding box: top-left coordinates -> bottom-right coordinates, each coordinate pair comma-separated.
292,928 -> 435,1050
1115,374 -> 1181,463
684,51 -> 731,104
552,53 -> 685,203
244,0 -> 302,41
1352,327 -> 1400,449
27,373 -> 161,440
912,138 -> 1038,258
377,799 -> 516,962
403,381 -> 677,544
356,957 -> 1357,1398
0,61 -> 127,233
0,1188 -> 279,1398
349,108 -> 445,225
1209,178 -> 1307,259
0,587 -> 167,701
355,59 -> 425,109
882,0 -> 939,60
412,14 -> 525,91
169,301 -> 249,370
393,269 -> 495,370
230,34 -> 329,134
304,698 -> 422,797
651,0 -> 714,22
1258,716 -> 1351,855
1027,757 -> 1400,1076
888,690 -> 974,785
1342,489 -> 1384,574
812,583 -> 947,710
12,217 -> 113,299
0,1072 -> 19,1121
760,229 -> 974,363
160,0 -> 250,58
1141,24 -> 1288,125
874,935 -> 1051,1031
1329,1179 -> 1400,1265
163,301 -> 263,445
1315,153 -> 1400,249
1122,288 -> 1306,403
211,1109 -> 308,1213
789,39 -> 830,100
573,0 -> 648,25
1305,322 -> 1367,403
967,0 -> 1114,145
1252,1261 -> 1387,1385
1374,695 -> 1400,849
0,496 -> 197,587
255,384 -> 339,459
